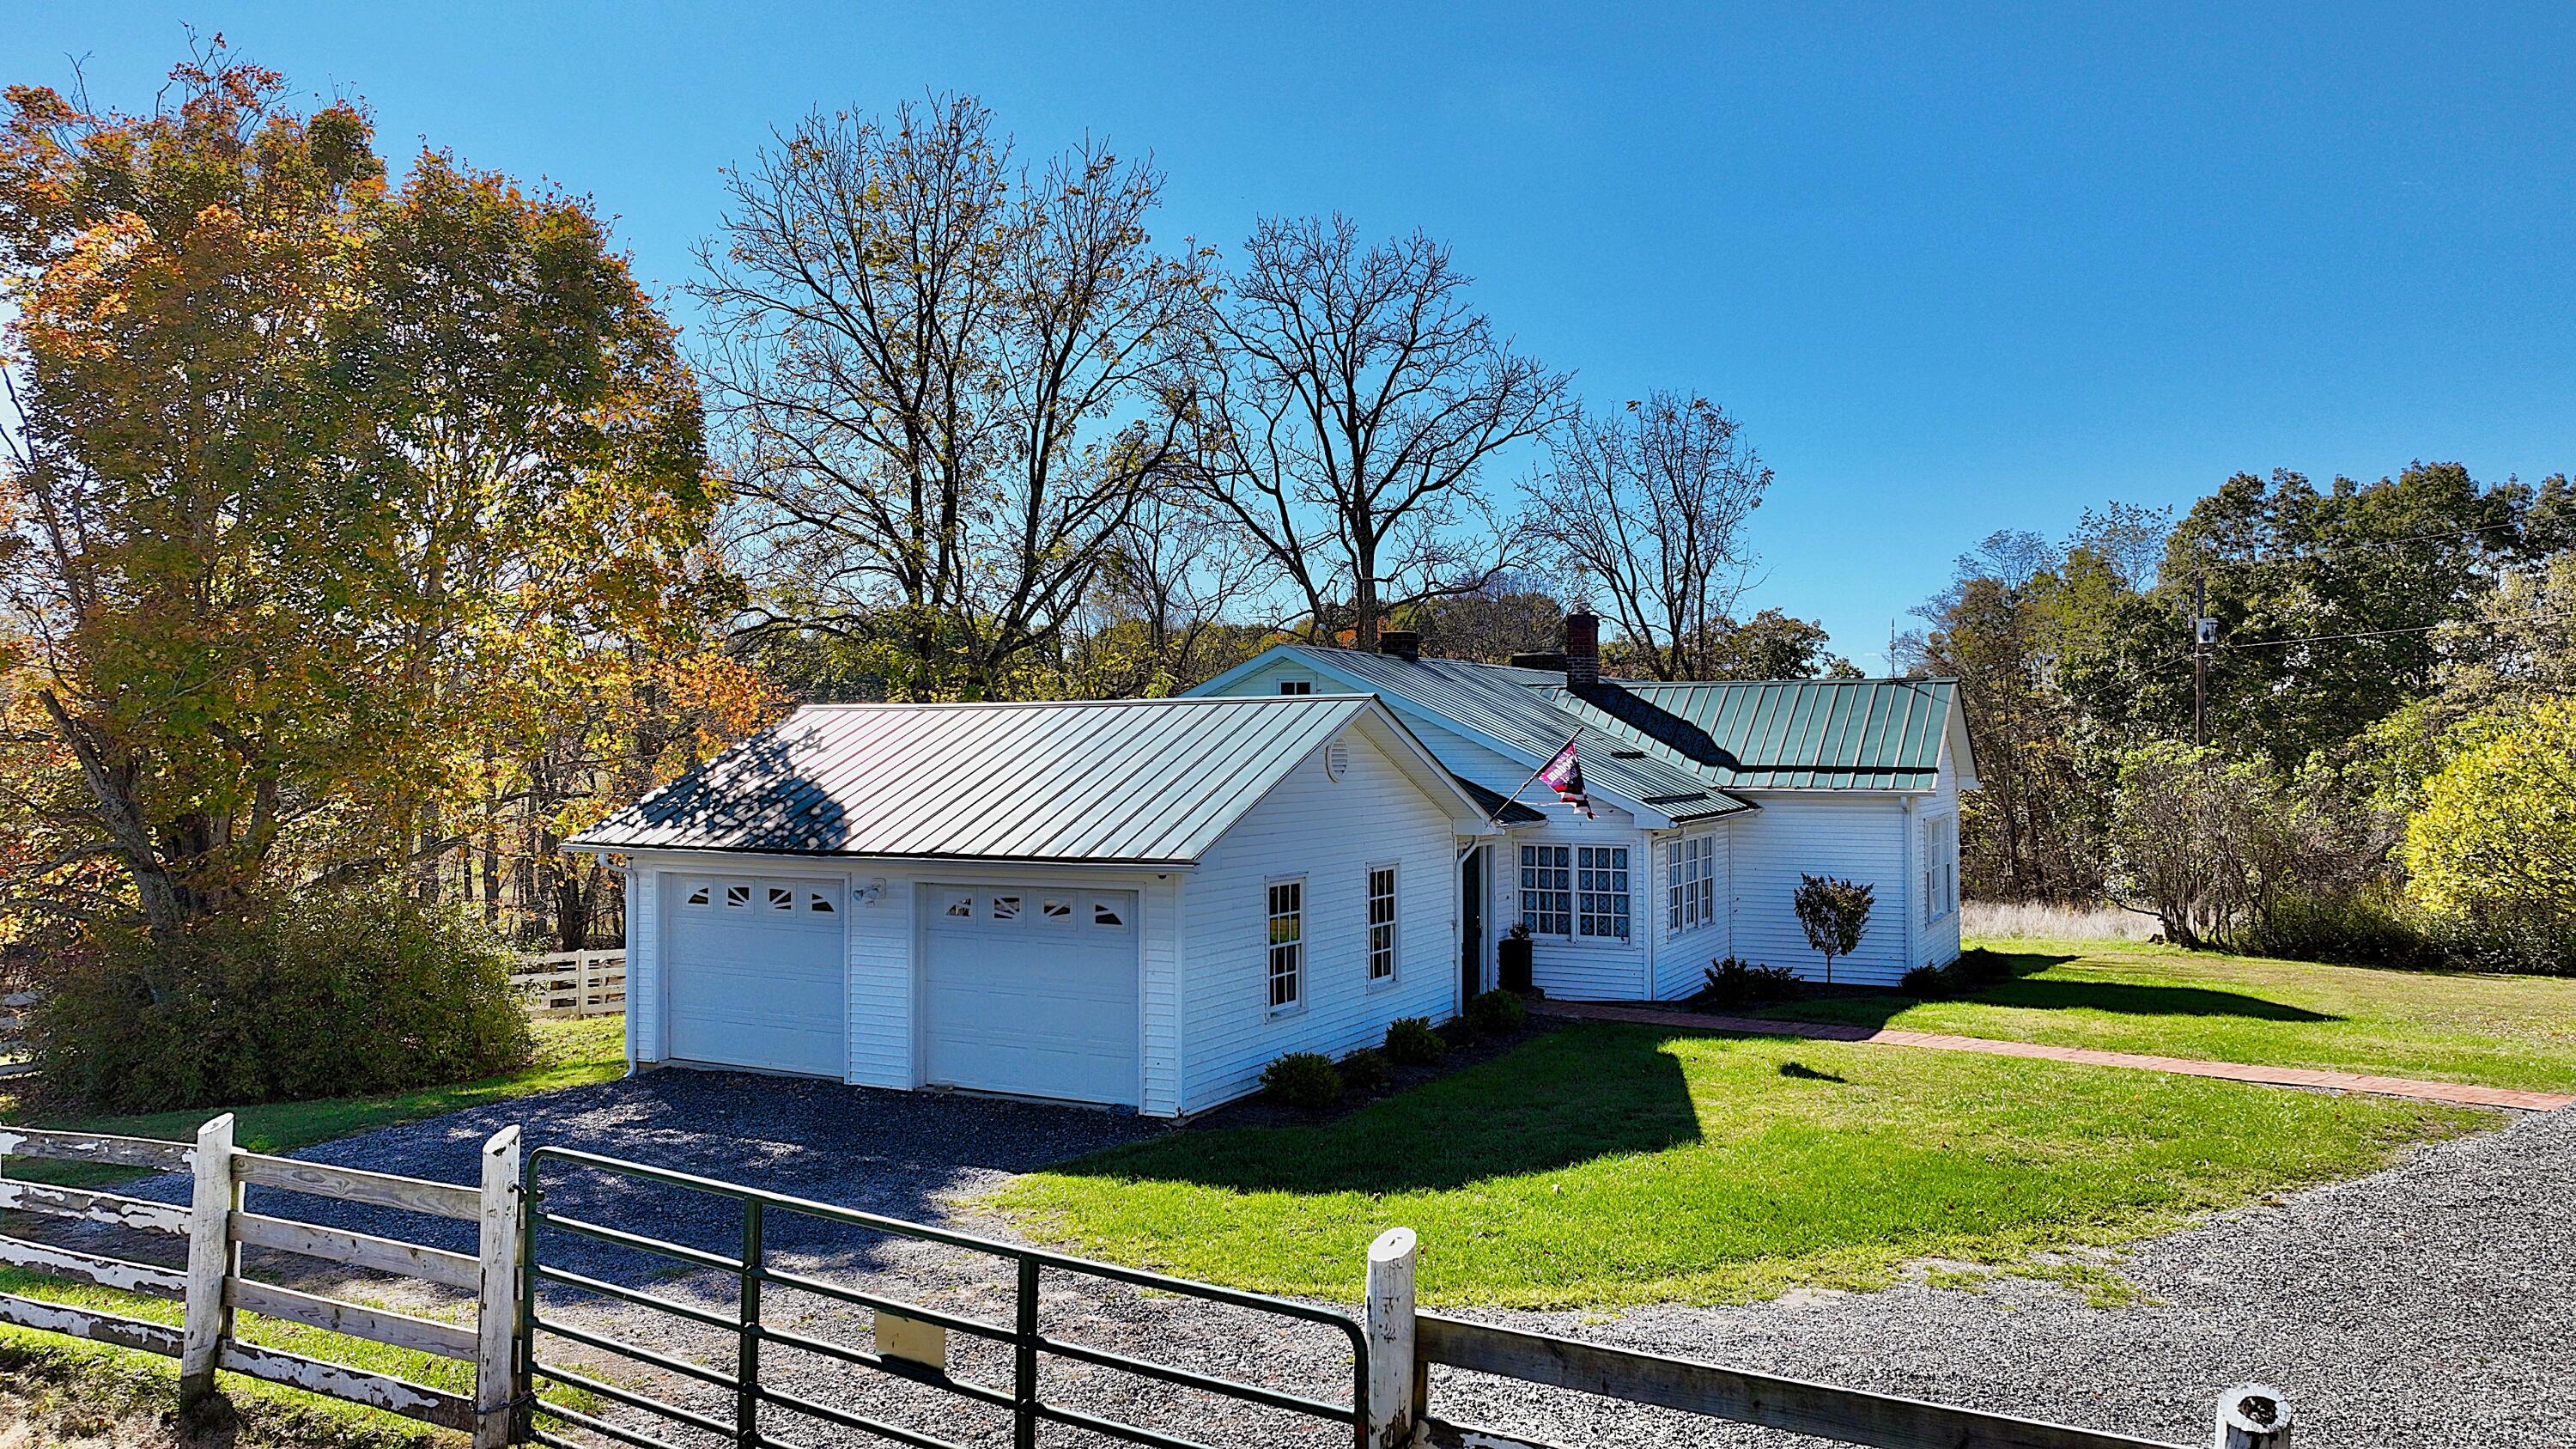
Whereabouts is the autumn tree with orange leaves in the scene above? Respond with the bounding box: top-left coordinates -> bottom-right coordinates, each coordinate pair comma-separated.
0,45 -> 774,978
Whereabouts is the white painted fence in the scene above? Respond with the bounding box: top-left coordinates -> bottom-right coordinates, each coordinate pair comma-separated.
509,950 -> 624,1019
0,1119 -> 523,1446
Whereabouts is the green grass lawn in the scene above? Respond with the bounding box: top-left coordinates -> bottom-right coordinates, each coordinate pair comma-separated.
996,1020 -> 2486,1309
1746,939 -> 2576,1093
0,1015 -> 628,1188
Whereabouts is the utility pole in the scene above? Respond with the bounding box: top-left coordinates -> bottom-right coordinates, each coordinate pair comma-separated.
2192,571 -> 2208,748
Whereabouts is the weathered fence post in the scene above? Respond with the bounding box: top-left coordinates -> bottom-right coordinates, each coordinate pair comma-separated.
1364,1227 -> 1419,1449
2215,1382 -> 2291,1448
179,1112 -> 238,1409
475,1125 -> 525,1449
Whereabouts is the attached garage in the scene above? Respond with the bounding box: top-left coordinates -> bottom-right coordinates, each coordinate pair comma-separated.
661,874 -> 845,1076
572,694 -> 1494,1117
923,886 -> 1138,1105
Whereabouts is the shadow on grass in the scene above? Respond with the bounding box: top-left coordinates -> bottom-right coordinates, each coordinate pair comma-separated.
1039,1025 -> 1702,1197
1765,951 -> 2341,1028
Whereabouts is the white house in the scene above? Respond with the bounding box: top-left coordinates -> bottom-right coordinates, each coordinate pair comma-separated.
1188,611 -> 1978,1003
570,694 -> 1500,1117
571,612 -> 1976,1117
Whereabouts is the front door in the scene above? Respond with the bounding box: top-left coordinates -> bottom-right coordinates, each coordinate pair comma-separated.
1459,846 -> 1485,1006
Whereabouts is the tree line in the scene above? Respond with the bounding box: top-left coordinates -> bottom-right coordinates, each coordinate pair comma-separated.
1908,466 -> 2575,969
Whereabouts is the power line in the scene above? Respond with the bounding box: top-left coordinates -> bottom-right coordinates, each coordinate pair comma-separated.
2215,609 -> 2576,651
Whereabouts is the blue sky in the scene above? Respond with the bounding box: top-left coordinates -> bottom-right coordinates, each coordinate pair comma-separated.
14,3 -> 2575,669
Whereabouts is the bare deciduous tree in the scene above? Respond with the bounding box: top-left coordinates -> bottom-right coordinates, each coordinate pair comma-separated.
1528,393 -> 1773,679
1183,216 -> 1571,651
693,94 -> 1208,697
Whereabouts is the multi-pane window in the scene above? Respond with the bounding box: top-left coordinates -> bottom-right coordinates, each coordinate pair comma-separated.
1520,845 -> 1571,936
1666,834 -> 1716,932
1366,866 -> 1398,981
1577,846 -> 1631,941
1923,815 -> 1959,922
1267,879 -> 1304,1010
1277,679 -> 1312,696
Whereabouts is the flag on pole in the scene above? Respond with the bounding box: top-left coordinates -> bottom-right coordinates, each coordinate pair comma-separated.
1537,735 -> 1595,819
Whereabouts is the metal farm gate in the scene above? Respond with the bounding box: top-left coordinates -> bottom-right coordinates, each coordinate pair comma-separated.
516,1146 -> 1371,1449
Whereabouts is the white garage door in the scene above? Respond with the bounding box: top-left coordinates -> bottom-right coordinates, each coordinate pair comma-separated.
924,886 -> 1139,1106
662,874 -> 846,1077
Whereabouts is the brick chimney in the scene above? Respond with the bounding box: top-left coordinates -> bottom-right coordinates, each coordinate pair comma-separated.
1377,630 -> 1421,662
1564,609 -> 1600,686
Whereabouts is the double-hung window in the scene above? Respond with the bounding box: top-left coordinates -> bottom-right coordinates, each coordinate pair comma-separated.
1576,846 -> 1631,941
1520,844 -> 1571,936
1665,834 -> 1716,932
1923,816 -> 1958,922
1366,866 -> 1398,982
1267,878 -> 1304,1011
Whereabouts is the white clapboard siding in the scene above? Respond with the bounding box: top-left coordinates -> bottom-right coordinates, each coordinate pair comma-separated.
1913,742 -> 1965,970
626,868 -> 659,1069
844,862 -> 912,1089
1650,826 -> 1733,1002
1180,728 -> 1463,1111
1726,794 -> 1914,985
1496,822 -> 1654,1002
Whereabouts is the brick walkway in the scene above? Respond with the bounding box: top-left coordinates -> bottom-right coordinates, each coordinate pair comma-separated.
1533,999 -> 2576,1112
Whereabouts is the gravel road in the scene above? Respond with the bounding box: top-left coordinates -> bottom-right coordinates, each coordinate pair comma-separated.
189,1070 -> 2576,1449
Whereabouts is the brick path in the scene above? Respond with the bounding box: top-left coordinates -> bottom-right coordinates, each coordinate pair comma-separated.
1533,999 -> 2576,1112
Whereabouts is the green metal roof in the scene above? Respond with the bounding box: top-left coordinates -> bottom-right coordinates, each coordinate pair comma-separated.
1544,678 -> 1960,790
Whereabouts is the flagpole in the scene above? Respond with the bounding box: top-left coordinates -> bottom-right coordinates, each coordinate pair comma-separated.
1477,730 -> 1584,831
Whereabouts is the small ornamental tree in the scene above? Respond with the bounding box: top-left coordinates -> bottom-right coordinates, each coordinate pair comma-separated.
1792,874 -> 1874,985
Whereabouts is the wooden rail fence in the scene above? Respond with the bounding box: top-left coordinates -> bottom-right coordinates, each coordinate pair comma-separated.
509,951 -> 624,1020
1361,1227 -> 2293,1449
0,1118 -> 524,1448
0,1135 -> 2301,1449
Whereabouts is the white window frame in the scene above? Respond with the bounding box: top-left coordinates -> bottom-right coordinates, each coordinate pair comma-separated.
1666,832 -> 1716,934
1520,844 -> 1572,937
1365,863 -> 1398,984
1576,845 -> 1631,941
1923,813 -> 1959,922
1267,876 -> 1306,1015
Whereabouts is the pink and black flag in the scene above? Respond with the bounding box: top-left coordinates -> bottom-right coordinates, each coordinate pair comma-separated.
1538,735 -> 1595,819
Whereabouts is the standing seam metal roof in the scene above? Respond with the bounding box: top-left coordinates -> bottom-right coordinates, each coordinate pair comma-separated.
568,694 -> 1451,862
1258,647 -> 1958,796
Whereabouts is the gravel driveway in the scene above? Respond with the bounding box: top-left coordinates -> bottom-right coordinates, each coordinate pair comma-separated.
222,1072 -> 2576,1449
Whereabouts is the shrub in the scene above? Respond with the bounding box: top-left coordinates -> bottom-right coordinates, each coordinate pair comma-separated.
1697,957 -> 1801,1011
35,881 -> 532,1113
2243,890 -> 2439,970
1339,1047 -> 1392,1092
1947,947 -> 2014,989
1899,965 -> 1953,999
1383,1016 -> 1447,1065
1261,1051 -> 1342,1111
1464,989 -> 1527,1036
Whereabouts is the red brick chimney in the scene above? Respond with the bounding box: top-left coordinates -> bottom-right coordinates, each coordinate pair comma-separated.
1564,609 -> 1600,686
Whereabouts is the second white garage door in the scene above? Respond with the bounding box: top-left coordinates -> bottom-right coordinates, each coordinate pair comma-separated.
924,886 -> 1139,1106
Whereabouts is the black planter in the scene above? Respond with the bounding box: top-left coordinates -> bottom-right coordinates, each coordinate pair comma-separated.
1498,936 -> 1534,994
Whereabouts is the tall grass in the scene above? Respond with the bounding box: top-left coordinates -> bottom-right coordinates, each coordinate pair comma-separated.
1961,900 -> 2162,942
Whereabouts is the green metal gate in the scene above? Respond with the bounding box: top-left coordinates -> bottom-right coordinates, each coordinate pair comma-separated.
516,1146 -> 1370,1449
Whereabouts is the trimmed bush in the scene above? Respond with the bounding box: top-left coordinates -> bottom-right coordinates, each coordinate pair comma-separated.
1339,1047 -> 1392,1092
1464,989 -> 1527,1036
1899,965 -> 1953,999
1696,957 -> 1801,1011
1261,1051 -> 1342,1111
1383,1016 -> 1447,1065
1947,947 -> 2014,989
2244,891 -> 2440,971
35,882 -> 532,1113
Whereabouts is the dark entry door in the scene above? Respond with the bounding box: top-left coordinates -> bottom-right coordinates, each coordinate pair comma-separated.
1459,846 -> 1485,1005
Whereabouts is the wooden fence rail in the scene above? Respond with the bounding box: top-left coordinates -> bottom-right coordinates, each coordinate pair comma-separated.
508,952 -> 625,1020
0,1117 -> 521,1446
1363,1228 -> 2294,1449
